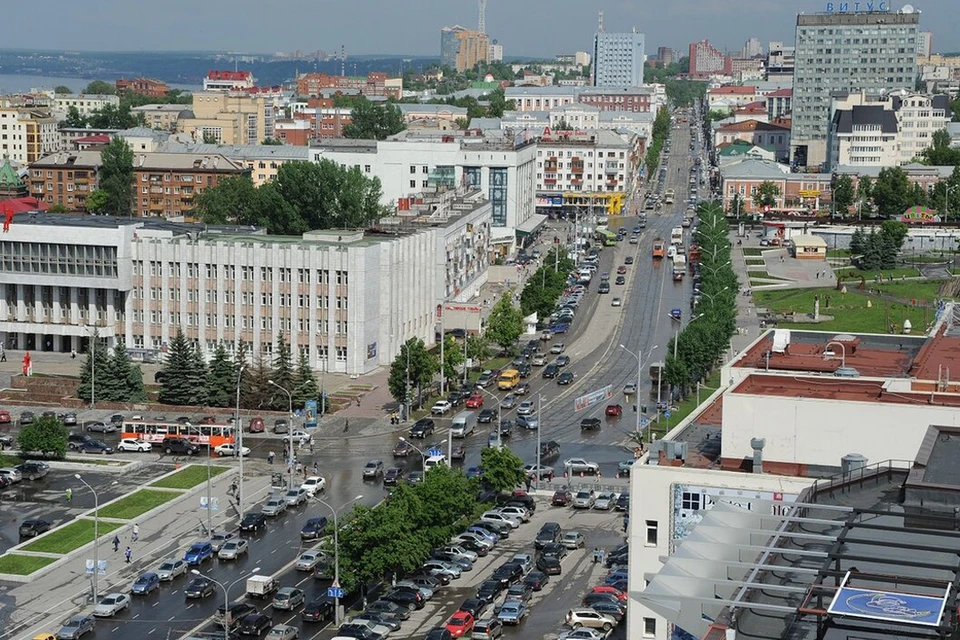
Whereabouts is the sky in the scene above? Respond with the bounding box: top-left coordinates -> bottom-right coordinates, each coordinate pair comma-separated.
4,0 -> 959,57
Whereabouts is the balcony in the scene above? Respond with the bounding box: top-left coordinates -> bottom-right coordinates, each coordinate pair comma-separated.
571,164 -> 584,174
544,177 -> 557,184
604,164 -> 619,174
571,178 -> 582,185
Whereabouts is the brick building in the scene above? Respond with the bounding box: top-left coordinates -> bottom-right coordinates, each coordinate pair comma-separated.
578,87 -> 652,113
296,72 -> 399,99
115,78 -> 170,98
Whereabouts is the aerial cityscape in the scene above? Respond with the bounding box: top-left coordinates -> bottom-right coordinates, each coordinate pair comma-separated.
1,2 -> 960,640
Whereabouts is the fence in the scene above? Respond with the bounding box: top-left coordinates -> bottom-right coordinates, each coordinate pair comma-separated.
806,459 -> 912,503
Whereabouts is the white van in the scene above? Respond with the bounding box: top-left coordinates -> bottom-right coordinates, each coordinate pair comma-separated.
425,454 -> 448,469
451,411 -> 478,438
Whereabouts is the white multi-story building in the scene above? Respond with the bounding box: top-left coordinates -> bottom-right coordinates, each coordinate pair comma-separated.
53,94 -> 120,119
310,130 -> 539,248
534,128 -> 638,197
505,86 -> 580,112
917,30 -> 933,57
0,192 -> 491,375
593,30 -> 646,87
501,107 -> 653,141
0,108 -> 60,165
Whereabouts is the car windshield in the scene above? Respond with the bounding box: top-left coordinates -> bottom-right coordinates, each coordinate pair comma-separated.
160,562 -> 175,570
102,595 -> 121,604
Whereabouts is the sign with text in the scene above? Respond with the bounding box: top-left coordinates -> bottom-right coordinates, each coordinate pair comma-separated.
825,1 -> 889,11
574,385 -> 613,412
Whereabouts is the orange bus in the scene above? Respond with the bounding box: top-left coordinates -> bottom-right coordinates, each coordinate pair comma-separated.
652,238 -> 666,259
121,420 -> 236,448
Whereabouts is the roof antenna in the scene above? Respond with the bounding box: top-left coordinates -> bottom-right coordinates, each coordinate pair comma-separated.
598,10 -> 604,33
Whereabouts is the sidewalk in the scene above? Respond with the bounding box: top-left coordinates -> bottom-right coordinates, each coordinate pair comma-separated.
7,469 -> 266,640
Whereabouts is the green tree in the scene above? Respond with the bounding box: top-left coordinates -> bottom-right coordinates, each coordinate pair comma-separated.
441,335 -> 465,387
192,175 -> 261,225
76,333 -> 111,402
64,106 -> 86,128
929,165 -> 960,219
158,330 -> 196,405
485,294 -> 524,354
479,446 -> 525,493
85,189 -> 109,213
921,128 -> 960,166
293,352 -> 320,408
100,341 -> 145,402
849,227 -> 867,256
270,332 -> 295,411
343,97 -> 405,140
187,343 -> 208,406
202,131 -> 219,144
241,349 -> 273,410
833,175 -> 855,216
752,181 -> 781,210
486,87 -> 514,117
465,334 -> 492,370
54,85 -> 72,94
83,80 -> 116,95
879,220 -> 908,251
386,338 -> 439,407
47,204 -> 69,213
86,103 -> 140,129
856,177 -> 873,216
261,138 -> 284,145
18,416 -> 68,458
273,160 -> 388,230
99,137 -> 135,216
871,167 -> 912,217
206,343 -> 236,407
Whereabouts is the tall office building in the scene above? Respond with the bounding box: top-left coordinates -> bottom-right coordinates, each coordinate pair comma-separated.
790,9 -> 919,169
593,30 -> 646,87
742,37 -> 763,58
917,31 -> 933,57
440,25 -> 467,69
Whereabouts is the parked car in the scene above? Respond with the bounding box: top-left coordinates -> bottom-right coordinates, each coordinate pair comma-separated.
0,409 -> 10,424
539,542 -> 568,560
78,440 -> 113,455
594,493 -> 616,510
295,550 -> 325,571
273,419 -> 289,434
248,417 -> 266,433
562,531 -> 586,549
156,558 -> 188,581
572,490 -> 596,509
551,489 -> 573,506
565,608 -> 617,631
55,614 -> 95,639
536,554 -> 562,575
496,600 -> 528,625
93,593 -> 130,617
445,611 -> 475,638
2,468 -> 25,485
19,411 -> 35,425
523,571 -> 550,592
117,438 -> 152,453
15,461 -> 49,480
19,519 -> 51,538
131,572 -> 160,595
616,492 -> 630,511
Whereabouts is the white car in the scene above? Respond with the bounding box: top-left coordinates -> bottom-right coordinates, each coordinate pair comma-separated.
611,297 -> 622,307
92,593 -> 130,617
214,443 -> 251,457
564,458 -> 600,475
0,468 -> 22,483
550,343 -> 565,354
498,506 -> 530,522
480,510 -> 521,529
301,476 -> 326,496
453,532 -> 494,549
558,628 -> 607,640
594,493 -> 617,510
532,354 -> 548,366
117,438 -> 152,453
156,558 -> 187,581
266,625 -> 300,640
516,401 -> 536,416
431,400 -> 453,415
623,383 -> 638,395
438,545 -> 478,562
565,608 -> 617,632
282,431 -> 312,445
217,539 -> 248,560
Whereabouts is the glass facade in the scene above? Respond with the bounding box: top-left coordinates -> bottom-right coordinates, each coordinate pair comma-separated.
0,241 -> 118,277
489,167 -> 508,227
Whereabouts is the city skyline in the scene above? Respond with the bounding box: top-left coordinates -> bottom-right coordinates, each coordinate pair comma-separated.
2,0 -> 956,58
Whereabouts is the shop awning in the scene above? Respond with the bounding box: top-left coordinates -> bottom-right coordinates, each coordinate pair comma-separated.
515,214 -> 548,237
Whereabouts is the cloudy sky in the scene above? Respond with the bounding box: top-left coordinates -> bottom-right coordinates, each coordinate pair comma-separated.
5,0 -> 958,56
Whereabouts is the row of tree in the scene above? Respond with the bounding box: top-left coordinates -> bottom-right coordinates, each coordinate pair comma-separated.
76,337 -> 147,403
664,201 -> 739,397
645,107 -> 672,176
333,447 -> 525,592
153,330 -> 319,411
519,248 -> 575,319
193,159 -> 389,233
63,103 -> 146,130
849,221 -> 909,271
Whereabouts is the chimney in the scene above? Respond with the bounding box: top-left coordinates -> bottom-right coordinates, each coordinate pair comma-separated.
751,437 -> 765,474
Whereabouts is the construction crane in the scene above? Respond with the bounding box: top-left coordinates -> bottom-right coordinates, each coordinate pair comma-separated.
478,0 -> 487,34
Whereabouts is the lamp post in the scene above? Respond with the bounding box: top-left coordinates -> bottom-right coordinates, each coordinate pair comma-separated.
234,364 -> 246,518
699,286 -> 730,308
619,343 -> 659,438
314,494 -> 364,627
192,567 -> 259,640
268,380 -> 295,490
398,437 -> 426,471
74,473 -> 100,602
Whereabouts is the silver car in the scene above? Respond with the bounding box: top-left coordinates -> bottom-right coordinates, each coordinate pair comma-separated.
218,539 -> 248,560
261,497 -> 287,517
156,558 -> 187,581
56,614 -> 95,639
92,593 -> 130,617
283,487 -> 308,507
295,550 -> 324,571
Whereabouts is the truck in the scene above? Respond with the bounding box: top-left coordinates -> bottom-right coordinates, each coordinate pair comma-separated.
670,226 -> 684,246
246,574 -> 279,599
664,189 -> 675,204
652,238 -> 665,259
672,255 -> 687,280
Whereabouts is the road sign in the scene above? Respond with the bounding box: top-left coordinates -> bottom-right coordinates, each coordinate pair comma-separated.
574,385 -> 613,412
428,448 -> 443,457
664,411 -> 671,419
328,587 -> 345,599
641,417 -> 650,428
85,559 -> 107,575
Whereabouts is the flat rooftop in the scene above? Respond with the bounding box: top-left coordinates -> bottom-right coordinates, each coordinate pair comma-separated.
732,373 -> 960,407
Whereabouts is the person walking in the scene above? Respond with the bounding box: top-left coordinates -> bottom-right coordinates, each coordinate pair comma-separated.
313,462 -> 319,476
267,451 -> 275,464
592,548 -> 600,564
65,487 -> 72,502
124,547 -> 132,563
0,344 -> 6,362
112,535 -> 120,552
132,523 -> 139,542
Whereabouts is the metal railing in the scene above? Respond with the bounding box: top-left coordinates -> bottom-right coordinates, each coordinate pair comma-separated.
807,459 -> 912,503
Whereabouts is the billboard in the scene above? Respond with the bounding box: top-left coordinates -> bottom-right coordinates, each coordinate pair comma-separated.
304,399 -> 318,429
574,385 -> 613,412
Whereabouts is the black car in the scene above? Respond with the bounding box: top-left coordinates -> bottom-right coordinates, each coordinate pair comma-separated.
615,276 -> 626,285
216,603 -> 257,629
476,579 -> 506,604
184,577 -> 214,598
540,440 -> 560,459
383,467 -> 404,486
472,520 -> 510,539
555,355 -> 571,367
557,372 -> 575,385
409,567 -> 451,585
238,613 -> 272,636
393,440 -> 414,457
78,439 -> 113,454
15,461 -> 49,480
409,418 -> 435,439
616,493 -> 630,511
477,409 -> 496,424
162,437 -> 199,455
425,629 -> 452,640
535,522 -> 562,549
542,364 -> 559,379
19,518 -> 51,538
583,593 -> 626,613
502,492 -> 536,512
580,417 -> 601,431
624,256 -> 635,264
67,433 -> 90,450
589,599 -> 626,621
516,364 -> 532,378
365,600 -> 411,620
496,420 -> 513,439
539,542 -> 568,560
457,538 -> 490,556
459,597 -> 490,618
536,555 -> 562,575
523,570 -> 550,591
302,597 -> 334,623
491,563 -> 523,587
239,513 -> 267,532
300,516 -> 328,539
19,411 -> 35,425
446,392 -> 464,408
450,443 -> 466,460
382,588 -> 423,609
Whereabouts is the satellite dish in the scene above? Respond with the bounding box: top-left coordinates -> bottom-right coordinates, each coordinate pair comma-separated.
901,3 -> 914,12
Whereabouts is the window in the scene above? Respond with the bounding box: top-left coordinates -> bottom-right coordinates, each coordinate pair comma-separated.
681,492 -> 701,510
643,618 -> 656,637
645,520 -> 658,546
336,346 -> 347,361
410,166 -> 416,174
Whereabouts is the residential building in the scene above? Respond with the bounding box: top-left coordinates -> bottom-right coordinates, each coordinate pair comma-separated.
309,130 -> 539,247
440,25 -> 467,69
555,52 -> 591,67
289,99 -> 353,139
203,70 -> 256,91
157,142 -> 310,186
0,160 -> 27,198
741,37 -> 763,58
273,119 -> 312,146
707,85 -> 759,111
592,30 -> 646,87
53,94 -> 120,119
131,104 -> 193,131
578,86 -> 653,113
115,78 -> 170,99
488,40 -> 503,63
454,29 -> 489,73
715,140 -> 777,165
115,127 -> 171,153
791,11 -> 920,169
917,30 -> 933,57
71,134 -> 112,151
656,47 -> 676,66
731,101 -> 769,123
59,127 -> 119,151
0,195 -> 490,374
27,150 -> 101,210
720,158 -> 831,212
505,86 -> 579,112
766,88 -> 792,120
178,91 -> 275,145
0,109 -> 60,164
765,41 -> 795,79
688,39 -> 729,77
395,104 -> 469,128
295,72 -> 400,99
131,152 -> 247,217
713,119 -> 790,160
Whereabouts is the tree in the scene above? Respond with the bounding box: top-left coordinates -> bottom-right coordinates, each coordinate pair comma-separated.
261,138 -> 283,145
158,330 -> 197,405
454,117 -> 470,130
99,137 -> 134,216
752,181 -> 781,210
100,341 -> 145,402
64,106 -> 86,128
85,189 -> 109,214
386,338 -> 438,407
480,446 -> 526,493
84,80 -> 115,95
871,167 -> 912,217
485,294 -> 524,354
921,128 -> 960,166
486,88 -> 514,117
202,131 -> 219,144
441,335 -> 465,387
18,416 -> 68,459
343,97 -> 406,140
76,333 -> 111,402
47,204 -> 69,213
191,175 -> 260,225
856,177 -> 873,216
849,227 -> 867,256
188,343 -> 208,406
465,335 -> 492,370
293,352 -> 320,408
206,343 -> 236,407
833,175 -> 855,216
241,349 -> 273,410
270,332 -> 295,411
54,85 -> 72,95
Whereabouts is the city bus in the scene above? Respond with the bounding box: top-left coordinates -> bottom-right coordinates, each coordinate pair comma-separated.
121,419 -> 236,449
652,238 -> 666,259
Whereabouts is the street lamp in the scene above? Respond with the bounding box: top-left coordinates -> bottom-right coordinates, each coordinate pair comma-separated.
234,364 -> 246,518
74,474 -> 100,602
667,312 -> 705,361
314,494 -> 364,627
699,286 -> 730,307
398,437 -> 426,471
192,567 -> 260,640
619,343 -> 659,438
268,379 -> 295,490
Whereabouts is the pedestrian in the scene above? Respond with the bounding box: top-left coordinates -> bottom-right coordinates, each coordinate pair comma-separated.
816,271 -> 820,279
309,439 -> 315,453
592,548 -> 600,564
132,523 -> 139,542
267,451 -> 275,464
124,547 -> 132,563
112,535 -> 120,552
524,475 -> 532,492
295,462 -> 302,476
599,548 -> 606,565
65,487 -> 72,502
70,349 -> 76,360
356,397 -> 361,407
780,255 -> 784,263
622,515 -> 629,533
344,419 -> 349,433
0,345 -> 6,362
313,462 -> 319,476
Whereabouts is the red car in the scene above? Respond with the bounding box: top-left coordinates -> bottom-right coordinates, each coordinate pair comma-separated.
605,404 -> 623,417
551,489 -> 572,506
465,393 -> 484,409
617,266 -> 627,274
445,611 -> 475,638
0,410 -> 10,424
591,585 -> 628,601
248,416 -> 265,433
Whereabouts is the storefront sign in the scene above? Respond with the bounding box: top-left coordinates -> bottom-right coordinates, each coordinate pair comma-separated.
825,1 -> 889,12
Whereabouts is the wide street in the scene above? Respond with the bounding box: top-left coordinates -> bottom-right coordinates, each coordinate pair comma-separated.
2,115 -> 705,640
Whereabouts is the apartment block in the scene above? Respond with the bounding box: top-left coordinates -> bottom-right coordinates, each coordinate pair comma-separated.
505,87 -> 581,112
535,129 -> 639,200
178,91 -> 275,145
592,30 -> 646,87
131,104 -> 192,132
0,109 -> 61,164
115,78 -> 170,98
132,152 -> 247,217
27,151 -> 101,210
714,119 -> 791,161
689,39 -> 730,77
720,158 -> 831,213
296,72 -> 399,99
54,94 -> 120,118
579,86 -> 652,113
273,119 -> 313,146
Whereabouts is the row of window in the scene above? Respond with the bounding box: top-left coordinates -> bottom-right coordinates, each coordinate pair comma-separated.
135,286 -> 349,309
129,335 -> 350,362
134,262 -> 349,285
538,150 -> 627,158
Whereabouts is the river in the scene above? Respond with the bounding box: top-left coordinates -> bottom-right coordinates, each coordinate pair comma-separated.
0,73 -> 200,94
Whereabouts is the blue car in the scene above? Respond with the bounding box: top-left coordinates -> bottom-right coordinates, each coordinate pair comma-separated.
184,541 -> 213,565
465,467 -> 483,479
466,526 -> 499,544
131,572 -> 160,595
496,600 -> 528,625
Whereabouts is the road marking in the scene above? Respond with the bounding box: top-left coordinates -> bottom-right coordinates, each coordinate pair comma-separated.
111,627 -> 119,632
132,614 -> 140,619
152,601 -> 159,607
168,615 -> 176,621
148,629 -> 156,635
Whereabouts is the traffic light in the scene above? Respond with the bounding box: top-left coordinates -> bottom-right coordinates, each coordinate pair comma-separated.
641,405 -> 648,414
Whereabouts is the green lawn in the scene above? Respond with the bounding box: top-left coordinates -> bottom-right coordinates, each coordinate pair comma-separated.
150,465 -> 230,490
827,249 -> 851,258
0,453 -> 20,467
0,553 -> 58,575
754,287 -> 932,334
21,519 -> 123,554
835,267 -> 923,281
871,280 -> 949,303
97,489 -> 180,520
742,248 -> 764,257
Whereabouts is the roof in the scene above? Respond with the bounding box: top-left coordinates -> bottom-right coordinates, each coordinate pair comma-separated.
578,86 -> 651,96
131,153 -> 246,173
130,104 -> 192,113
207,70 -> 252,81
766,87 -> 793,97
1,197 -> 47,213
116,126 -> 171,140
396,104 -> 468,117
0,161 -> 24,188
73,134 -> 112,145
735,101 -> 766,113
719,158 -> 790,179
832,105 -> 899,135
504,86 -> 579,97
791,233 -> 827,248
158,142 -> 310,162
31,151 -> 103,169
717,119 -> 789,133
834,164 -> 957,179
466,117 -> 502,131
709,85 -> 757,95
